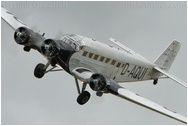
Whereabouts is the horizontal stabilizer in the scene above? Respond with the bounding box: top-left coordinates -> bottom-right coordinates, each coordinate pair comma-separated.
154,67 -> 187,88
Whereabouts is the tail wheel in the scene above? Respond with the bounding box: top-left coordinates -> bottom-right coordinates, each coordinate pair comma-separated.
153,79 -> 158,85
77,91 -> 91,105
34,63 -> 45,78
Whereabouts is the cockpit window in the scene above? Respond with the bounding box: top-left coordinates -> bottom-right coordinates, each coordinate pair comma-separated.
60,34 -> 85,51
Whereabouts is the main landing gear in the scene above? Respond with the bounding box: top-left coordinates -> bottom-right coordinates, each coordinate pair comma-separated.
75,78 -> 91,105
34,60 -> 62,78
34,60 -> 91,105
34,60 -> 92,105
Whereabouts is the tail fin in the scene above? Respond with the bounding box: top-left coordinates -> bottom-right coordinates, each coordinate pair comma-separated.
154,40 -> 180,71
154,41 -> 186,88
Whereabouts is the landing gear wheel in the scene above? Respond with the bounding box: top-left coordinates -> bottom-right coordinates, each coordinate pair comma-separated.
77,91 -> 91,105
34,63 -> 45,78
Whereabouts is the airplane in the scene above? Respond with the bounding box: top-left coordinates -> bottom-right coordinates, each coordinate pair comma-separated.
1,6 -> 187,124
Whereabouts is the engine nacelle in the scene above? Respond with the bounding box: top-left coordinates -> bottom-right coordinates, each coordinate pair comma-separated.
89,73 -> 108,92
89,73 -> 122,94
14,27 -> 46,53
14,27 -> 33,45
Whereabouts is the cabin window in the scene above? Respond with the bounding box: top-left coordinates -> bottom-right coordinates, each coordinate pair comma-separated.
82,51 -> 88,56
117,63 -> 121,67
111,60 -> 116,65
100,56 -> 105,62
105,58 -> 110,63
89,53 -> 93,58
94,54 -> 99,60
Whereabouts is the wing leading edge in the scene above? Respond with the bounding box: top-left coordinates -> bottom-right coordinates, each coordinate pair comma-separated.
1,6 -> 29,30
109,38 -> 148,61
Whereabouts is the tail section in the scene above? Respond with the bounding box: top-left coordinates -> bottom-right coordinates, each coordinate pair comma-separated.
154,66 -> 186,88
153,40 -> 186,88
154,40 -> 180,71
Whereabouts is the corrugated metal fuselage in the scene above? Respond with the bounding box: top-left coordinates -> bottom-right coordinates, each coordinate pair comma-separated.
69,36 -> 159,83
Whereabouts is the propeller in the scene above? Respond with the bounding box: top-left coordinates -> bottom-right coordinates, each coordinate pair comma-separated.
89,74 -> 107,92
54,30 -> 64,40
41,39 -> 59,58
14,27 -> 30,45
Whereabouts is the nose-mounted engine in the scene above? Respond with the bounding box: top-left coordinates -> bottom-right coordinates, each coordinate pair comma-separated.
41,39 -> 60,58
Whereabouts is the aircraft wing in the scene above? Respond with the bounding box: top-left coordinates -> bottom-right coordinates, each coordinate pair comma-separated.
109,38 -> 136,55
109,38 -> 148,61
109,80 -> 186,124
71,67 -> 186,124
116,87 -> 187,124
1,6 -> 29,30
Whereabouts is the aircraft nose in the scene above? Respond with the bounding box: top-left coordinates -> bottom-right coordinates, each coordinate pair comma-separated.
41,39 -> 59,57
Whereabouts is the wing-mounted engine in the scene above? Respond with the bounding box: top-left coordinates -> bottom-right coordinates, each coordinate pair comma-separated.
14,27 -> 45,52
89,73 -> 121,94
72,69 -> 122,105
14,27 -> 31,45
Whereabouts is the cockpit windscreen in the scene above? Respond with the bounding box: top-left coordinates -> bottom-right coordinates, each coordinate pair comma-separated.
60,34 -> 85,51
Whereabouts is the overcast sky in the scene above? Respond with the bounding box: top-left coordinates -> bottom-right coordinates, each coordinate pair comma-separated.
1,1 -> 187,125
